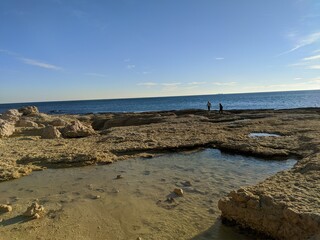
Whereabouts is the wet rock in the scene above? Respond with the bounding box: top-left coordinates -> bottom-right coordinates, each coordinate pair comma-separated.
23,202 -> 44,218
18,106 -> 39,116
61,120 -> 96,138
0,204 -> 12,213
41,126 -> 61,139
174,188 -> 184,196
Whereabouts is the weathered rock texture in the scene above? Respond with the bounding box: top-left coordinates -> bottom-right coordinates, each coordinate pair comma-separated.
0,106 -> 319,239
41,126 -> 61,139
0,109 -> 22,122
0,120 -> 15,137
61,120 -> 96,138
16,119 -> 38,128
18,106 -> 39,116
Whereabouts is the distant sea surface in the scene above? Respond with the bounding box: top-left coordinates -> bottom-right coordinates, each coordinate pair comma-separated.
0,90 -> 319,114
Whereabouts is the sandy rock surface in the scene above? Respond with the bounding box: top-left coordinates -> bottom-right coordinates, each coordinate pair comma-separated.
0,107 -> 320,239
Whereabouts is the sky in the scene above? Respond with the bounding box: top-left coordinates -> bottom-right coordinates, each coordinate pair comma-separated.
0,0 -> 320,103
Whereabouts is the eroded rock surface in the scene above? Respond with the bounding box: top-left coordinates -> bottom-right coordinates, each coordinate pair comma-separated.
218,154 -> 320,239
41,126 -> 61,139
18,106 -> 39,116
0,120 -> 15,137
1,109 -> 22,122
61,120 -> 96,138
0,107 -> 319,239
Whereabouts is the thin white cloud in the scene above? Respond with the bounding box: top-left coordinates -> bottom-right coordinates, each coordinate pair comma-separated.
161,83 -> 181,87
127,64 -> 135,69
124,58 -> 131,62
294,77 -> 303,80
137,82 -> 158,86
307,65 -> 320,69
303,54 -> 320,61
213,81 -> 237,86
0,49 -> 17,56
309,77 -> 320,83
243,82 -> 318,91
188,81 -> 207,85
0,49 -> 62,70
142,71 -> 150,75
279,31 -> 320,56
86,72 -> 107,77
161,83 -> 181,92
215,57 -> 224,60
288,62 -> 309,67
19,58 -> 62,70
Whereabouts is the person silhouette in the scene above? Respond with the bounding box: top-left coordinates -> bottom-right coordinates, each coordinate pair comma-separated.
219,103 -> 223,114
207,101 -> 211,112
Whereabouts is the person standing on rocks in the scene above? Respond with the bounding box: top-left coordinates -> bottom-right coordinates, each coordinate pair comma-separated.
219,103 -> 223,114
207,101 -> 212,112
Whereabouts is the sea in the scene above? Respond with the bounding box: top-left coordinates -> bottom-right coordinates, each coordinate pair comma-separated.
0,90 -> 319,114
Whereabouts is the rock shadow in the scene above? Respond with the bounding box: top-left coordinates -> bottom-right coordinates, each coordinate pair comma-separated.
0,215 -> 32,227
190,218 -> 273,240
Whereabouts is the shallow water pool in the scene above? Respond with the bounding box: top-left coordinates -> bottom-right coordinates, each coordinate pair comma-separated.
249,132 -> 280,137
0,149 -> 296,240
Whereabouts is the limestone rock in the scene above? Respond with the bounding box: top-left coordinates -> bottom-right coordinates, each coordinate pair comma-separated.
50,118 -> 67,127
0,204 -> 12,213
102,113 -> 164,129
174,188 -> 184,196
41,126 -> 61,139
18,106 -> 39,116
23,202 -> 44,218
0,120 -> 15,137
1,109 -> 22,122
62,120 -> 96,138
16,119 -> 38,128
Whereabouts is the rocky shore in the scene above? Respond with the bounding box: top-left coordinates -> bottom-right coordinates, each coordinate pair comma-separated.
0,106 -> 319,239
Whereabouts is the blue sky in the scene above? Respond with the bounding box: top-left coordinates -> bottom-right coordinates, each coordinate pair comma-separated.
0,0 -> 320,103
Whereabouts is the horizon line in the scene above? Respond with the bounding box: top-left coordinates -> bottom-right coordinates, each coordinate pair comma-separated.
0,88 -> 319,105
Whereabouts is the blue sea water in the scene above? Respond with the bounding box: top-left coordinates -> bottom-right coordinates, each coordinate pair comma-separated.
0,90 -> 319,114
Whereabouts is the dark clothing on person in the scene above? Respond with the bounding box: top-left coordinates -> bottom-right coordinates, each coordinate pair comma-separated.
207,101 -> 211,112
219,103 -> 223,114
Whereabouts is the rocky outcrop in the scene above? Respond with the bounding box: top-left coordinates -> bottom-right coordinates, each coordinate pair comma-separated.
18,106 -> 39,116
0,120 -> 15,137
0,108 -> 320,239
102,113 -> 164,129
0,204 -> 12,213
16,119 -> 38,128
0,109 -> 22,122
18,151 -> 114,168
23,202 -> 44,219
50,118 -> 67,127
41,126 -> 61,139
61,120 -> 96,138
218,154 -> 320,240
